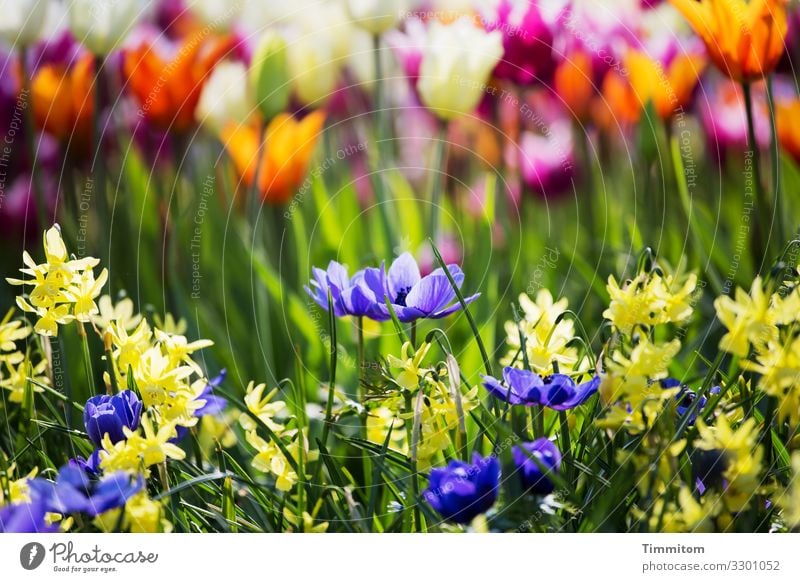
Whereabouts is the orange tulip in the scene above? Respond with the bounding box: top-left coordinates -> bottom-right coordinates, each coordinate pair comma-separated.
669,0 -> 789,82
776,99 -> 800,164
124,34 -> 233,132
625,51 -> 706,120
593,70 -> 641,130
222,111 -> 327,205
31,53 -> 94,150
553,51 -> 595,122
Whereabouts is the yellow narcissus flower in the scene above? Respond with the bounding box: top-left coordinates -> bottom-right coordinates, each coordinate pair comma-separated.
154,328 -> 214,375
0,310 -> 30,355
387,341 -> 436,392
7,226 -> 104,336
669,0 -> 789,82
604,272 -> 697,335
366,406 -> 407,453
0,466 -> 38,505
134,346 -> 195,408
1,356 -> 48,403
501,289 -> 584,374
64,268 -> 109,322
91,295 -> 142,332
246,430 -> 317,492
714,276 -> 776,357
108,319 -> 152,372
776,452 -> 800,529
283,507 -> 329,533
597,338 -> 682,432
100,416 -> 186,473
240,382 -> 287,432
694,416 -> 763,512
96,492 -> 172,533
743,337 -> 800,425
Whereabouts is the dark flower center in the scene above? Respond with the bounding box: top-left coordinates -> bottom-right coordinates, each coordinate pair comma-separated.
394,287 -> 412,306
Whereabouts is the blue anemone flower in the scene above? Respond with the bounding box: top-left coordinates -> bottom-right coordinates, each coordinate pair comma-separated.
83,390 -> 142,447
305,261 -> 387,319
28,465 -> 143,517
512,438 -> 562,495
380,253 -> 479,323
305,253 -> 479,323
482,367 -> 599,410
423,453 -> 500,524
0,499 -> 58,533
659,378 -> 719,426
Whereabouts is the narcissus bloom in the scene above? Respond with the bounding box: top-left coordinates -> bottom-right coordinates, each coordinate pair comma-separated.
482,367 -> 599,410
513,438 -> 562,495
423,453 -> 500,524
124,34 -> 233,132
222,111 -> 326,204
669,0 -> 789,82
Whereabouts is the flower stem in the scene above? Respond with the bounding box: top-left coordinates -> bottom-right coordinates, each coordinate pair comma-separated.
429,121 -> 448,242
78,322 -> 94,376
371,34 -> 398,250
20,46 -> 49,233
765,75 -> 784,249
742,81 -> 771,269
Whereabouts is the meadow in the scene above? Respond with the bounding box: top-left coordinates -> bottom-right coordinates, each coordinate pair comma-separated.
1,0 -> 800,533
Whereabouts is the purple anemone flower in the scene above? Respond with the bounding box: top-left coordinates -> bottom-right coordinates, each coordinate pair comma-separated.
423,453 -> 500,525
195,369 -> 228,417
305,261 -> 387,320
0,500 -> 58,533
28,465 -> 142,518
83,390 -> 143,447
306,252 -> 479,323
380,253 -> 479,323
482,367 -> 599,410
513,438 -> 562,495
659,378 -> 719,426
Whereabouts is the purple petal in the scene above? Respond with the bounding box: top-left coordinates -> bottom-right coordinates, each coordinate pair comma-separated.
387,253 -> 421,302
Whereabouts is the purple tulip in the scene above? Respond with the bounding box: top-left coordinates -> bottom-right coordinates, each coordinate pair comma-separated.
423,453 -> 500,524
482,367 -> 599,410
513,438 -> 561,495
83,390 -> 143,447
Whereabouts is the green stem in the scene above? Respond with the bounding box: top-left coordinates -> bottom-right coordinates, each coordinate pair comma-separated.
20,46 -> 49,233
371,34 -> 398,250
742,81 -> 770,269
78,323 -> 94,389
429,121 -> 448,241
320,291 -> 338,447
765,76 -> 784,248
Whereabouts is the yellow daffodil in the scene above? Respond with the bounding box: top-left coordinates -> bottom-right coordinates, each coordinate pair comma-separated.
604,272 -> 697,335
0,356 -> 48,403
387,342 -> 436,392
501,289 -> 584,374
108,319 -> 152,371
776,452 -> 800,529
714,276 -> 776,357
134,346 -> 195,408
64,268 -> 108,322
91,295 -> 143,332
695,416 -> 763,512
240,382 -> 287,432
100,416 -> 186,472
96,492 -> 172,533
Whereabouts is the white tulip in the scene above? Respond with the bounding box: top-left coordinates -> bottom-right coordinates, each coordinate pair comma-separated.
67,0 -> 148,55
196,61 -> 253,134
0,0 -> 51,46
346,0 -> 406,35
285,2 -> 352,106
185,0 -> 244,32
417,17 -> 503,121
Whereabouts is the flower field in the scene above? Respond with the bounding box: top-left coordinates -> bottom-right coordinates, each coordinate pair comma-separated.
2,0 -> 800,535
